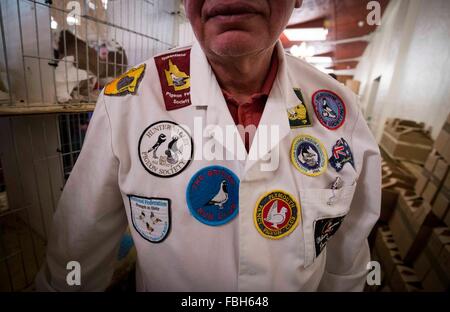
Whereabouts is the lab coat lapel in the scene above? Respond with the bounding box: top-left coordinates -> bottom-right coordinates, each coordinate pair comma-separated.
245,42 -> 298,174
190,41 -> 247,160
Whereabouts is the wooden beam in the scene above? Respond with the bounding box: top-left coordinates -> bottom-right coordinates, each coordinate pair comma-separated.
0,103 -> 96,117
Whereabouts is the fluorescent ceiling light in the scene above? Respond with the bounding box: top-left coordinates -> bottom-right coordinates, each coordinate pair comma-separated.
290,42 -> 316,58
283,28 -> 329,41
305,56 -> 333,64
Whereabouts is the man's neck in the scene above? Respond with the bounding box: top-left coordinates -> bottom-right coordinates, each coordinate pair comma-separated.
206,45 -> 277,104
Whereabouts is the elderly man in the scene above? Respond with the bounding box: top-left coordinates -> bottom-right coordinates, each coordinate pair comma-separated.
37,0 -> 380,291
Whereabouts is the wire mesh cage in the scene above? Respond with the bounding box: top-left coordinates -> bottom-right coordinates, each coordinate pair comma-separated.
0,0 -> 189,291
0,0 -> 185,111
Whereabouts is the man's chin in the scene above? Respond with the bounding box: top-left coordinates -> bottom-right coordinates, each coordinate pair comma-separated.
208,31 -> 265,57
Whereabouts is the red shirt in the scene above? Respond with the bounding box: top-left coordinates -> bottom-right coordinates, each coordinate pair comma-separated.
222,50 -> 279,152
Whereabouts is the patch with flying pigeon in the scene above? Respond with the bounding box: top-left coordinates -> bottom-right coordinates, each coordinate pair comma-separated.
128,195 -> 171,243
138,120 -> 193,178
254,190 -> 300,239
291,134 -> 328,177
314,215 -> 346,257
186,166 -> 239,226
154,49 -> 192,111
104,64 -> 146,96
287,88 -> 312,128
312,89 -> 346,130
329,138 -> 355,172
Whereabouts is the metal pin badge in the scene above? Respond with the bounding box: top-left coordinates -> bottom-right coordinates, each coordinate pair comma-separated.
327,177 -> 343,205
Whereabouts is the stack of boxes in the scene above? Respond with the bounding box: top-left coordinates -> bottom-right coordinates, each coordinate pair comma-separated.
371,115 -> 450,292
380,118 -> 434,164
410,114 -> 450,291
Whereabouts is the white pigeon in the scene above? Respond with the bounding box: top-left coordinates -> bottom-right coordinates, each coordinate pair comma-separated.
264,201 -> 288,229
55,56 -> 92,103
205,180 -> 228,209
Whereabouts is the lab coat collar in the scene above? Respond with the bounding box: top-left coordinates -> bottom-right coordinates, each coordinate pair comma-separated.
190,40 -> 299,170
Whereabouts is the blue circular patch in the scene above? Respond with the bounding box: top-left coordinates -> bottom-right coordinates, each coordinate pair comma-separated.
186,166 -> 239,226
312,90 -> 346,130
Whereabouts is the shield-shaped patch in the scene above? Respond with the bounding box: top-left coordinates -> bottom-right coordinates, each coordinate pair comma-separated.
128,195 -> 171,243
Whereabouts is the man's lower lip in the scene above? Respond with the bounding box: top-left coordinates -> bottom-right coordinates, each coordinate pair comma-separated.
209,13 -> 258,23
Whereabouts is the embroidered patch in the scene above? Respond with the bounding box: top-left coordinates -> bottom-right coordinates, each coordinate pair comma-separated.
104,64 -> 146,96
287,88 -> 312,128
314,215 -> 345,257
329,138 -> 355,172
138,121 -> 193,178
254,190 -> 300,239
291,134 -> 327,176
129,195 -> 171,243
154,49 -> 191,111
312,90 -> 346,130
186,166 -> 239,226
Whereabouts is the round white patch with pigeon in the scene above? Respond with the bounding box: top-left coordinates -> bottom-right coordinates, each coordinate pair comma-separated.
138,120 -> 193,178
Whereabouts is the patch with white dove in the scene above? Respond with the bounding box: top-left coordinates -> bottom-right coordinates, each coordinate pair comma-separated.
314,215 -> 346,257
186,166 -> 239,226
138,121 -> 193,178
254,190 -> 300,239
312,89 -> 346,130
291,134 -> 328,177
128,195 -> 171,243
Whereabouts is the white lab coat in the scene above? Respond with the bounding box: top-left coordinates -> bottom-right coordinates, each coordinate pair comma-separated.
36,40 -> 381,292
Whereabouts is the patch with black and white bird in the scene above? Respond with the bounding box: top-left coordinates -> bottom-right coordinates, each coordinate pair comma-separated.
186,166 -> 239,226
205,180 -> 228,209
138,121 -> 193,178
312,89 -> 346,130
148,133 -> 167,159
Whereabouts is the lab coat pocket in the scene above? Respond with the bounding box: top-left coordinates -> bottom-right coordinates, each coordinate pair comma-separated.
299,184 -> 357,268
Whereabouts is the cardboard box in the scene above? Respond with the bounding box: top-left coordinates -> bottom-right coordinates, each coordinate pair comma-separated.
444,171 -> 450,190
433,158 -> 449,183
414,171 -> 428,196
375,227 -> 404,280
381,188 -> 401,223
390,265 -> 422,292
345,79 -> 360,94
428,227 -> 450,258
422,177 -> 441,205
435,118 -> 450,163
432,188 -> 450,219
422,265 -> 449,292
440,245 -> 450,278
414,249 -> 431,280
389,191 -> 439,263
380,119 -> 433,164
445,209 -> 450,228
424,150 -> 440,172
414,245 -> 450,288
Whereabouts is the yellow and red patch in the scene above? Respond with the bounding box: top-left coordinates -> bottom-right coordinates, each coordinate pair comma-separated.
254,190 -> 300,239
